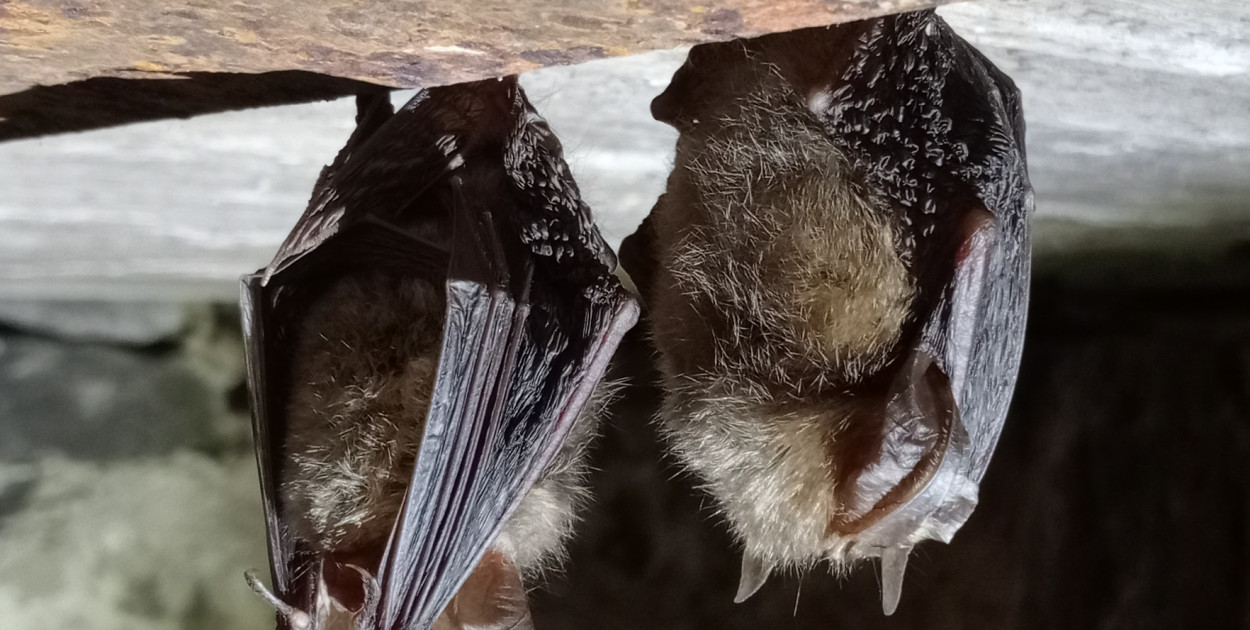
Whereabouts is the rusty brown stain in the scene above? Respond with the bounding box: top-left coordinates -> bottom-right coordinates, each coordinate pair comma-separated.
0,1 -> 73,47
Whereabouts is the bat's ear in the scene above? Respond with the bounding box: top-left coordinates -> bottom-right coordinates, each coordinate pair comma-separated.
651,40 -> 758,128
435,550 -> 533,630
650,52 -> 706,127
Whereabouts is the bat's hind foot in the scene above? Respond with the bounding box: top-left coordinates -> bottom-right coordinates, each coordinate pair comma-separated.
245,570 -> 313,630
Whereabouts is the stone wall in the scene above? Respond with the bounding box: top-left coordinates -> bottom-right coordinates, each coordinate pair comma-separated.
1,250 -> 1246,629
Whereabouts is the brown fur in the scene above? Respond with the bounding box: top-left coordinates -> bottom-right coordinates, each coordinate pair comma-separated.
650,69 -> 912,391
283,271 -> 444,556
282,269 -> 605,581
646,54 -> 916,570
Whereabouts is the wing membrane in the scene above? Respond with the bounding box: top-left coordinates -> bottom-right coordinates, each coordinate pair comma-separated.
824,11 -> 1032,549
243,78 -> 638,630
375,90 -> 638,630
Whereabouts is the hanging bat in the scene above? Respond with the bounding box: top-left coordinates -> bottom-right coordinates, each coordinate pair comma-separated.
240,78 -> 639,630
619,9 -> 1032,615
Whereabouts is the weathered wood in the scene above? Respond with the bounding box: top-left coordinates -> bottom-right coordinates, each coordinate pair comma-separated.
0,0 -> 942,95
1,0 -> 1247,300
0,0 -> 949,138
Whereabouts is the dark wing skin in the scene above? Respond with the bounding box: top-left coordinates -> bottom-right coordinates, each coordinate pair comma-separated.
242,78 -> 638,630
773,11 -> 1033,607
804,10 -> 1033,557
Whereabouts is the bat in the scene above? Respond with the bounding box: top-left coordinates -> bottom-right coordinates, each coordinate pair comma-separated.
239,78 -> 639,630
619,9 -> 1032,615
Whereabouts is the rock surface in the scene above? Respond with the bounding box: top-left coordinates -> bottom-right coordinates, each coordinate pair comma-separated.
1,0 -> 1246,300
0,0 -> 940,133
0,301 -> 189,346
0,456 -> 271,630
0,305 -> 263,630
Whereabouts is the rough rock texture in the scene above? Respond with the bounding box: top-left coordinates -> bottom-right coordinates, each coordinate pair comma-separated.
0,304 -> 249,460
0,456 -> 271,630
2,0 -> 1247,300
0,0 -> 943,137
0,303 -> 268,630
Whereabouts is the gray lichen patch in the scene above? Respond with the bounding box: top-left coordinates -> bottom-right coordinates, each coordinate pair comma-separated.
0,300 -> 264,629
0,455 -> 270,630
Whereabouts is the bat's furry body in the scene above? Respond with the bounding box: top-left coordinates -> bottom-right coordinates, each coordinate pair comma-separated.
623,10 -> 1032,612
283,272 -> 443,557
283,271 -> 600,582
242,80 -> 639,630
650,69 -> 914,567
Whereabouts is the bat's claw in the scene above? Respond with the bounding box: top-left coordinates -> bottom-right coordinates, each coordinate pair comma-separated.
733,553 -> 774,603
877,545 -> 911,616
245,569 -> 313,630
339,563 -> 381,630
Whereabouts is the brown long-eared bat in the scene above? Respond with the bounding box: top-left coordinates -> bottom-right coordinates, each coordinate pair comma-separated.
620,9 -> 1032,615
240,78 -> 639,630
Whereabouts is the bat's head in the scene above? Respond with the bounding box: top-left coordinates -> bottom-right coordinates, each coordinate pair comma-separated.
650,21 -> 869,134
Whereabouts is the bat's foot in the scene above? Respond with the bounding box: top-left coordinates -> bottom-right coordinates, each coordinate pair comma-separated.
337,563 -> 382,628
245,569 -> 313,630
733,553 -> 775,603
878,545 -> 911,616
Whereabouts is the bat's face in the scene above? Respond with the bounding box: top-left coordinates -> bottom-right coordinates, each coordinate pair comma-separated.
624,11 -> 1032,614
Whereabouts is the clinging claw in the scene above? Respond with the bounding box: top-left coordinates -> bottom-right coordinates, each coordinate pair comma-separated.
245,569 -> 313,630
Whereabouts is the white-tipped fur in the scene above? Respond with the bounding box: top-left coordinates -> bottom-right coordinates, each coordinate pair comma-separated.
652,70 -> 912,388
283,272 -> 444,554
649,66 -> 914,571
493,379 -> 619,578
660,380 -> 852,571
283,270 -> 608,577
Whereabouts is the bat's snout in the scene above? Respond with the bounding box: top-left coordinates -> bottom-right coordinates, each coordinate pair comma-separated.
650,87 -> 681,126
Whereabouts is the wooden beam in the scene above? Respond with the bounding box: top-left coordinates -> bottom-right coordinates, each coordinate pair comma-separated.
0,0 -> 943,95
0,0 -> 946,138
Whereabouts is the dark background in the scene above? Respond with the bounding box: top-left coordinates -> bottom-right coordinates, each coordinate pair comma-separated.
532,250 -> 1250,629
0,245 -> 1245,629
